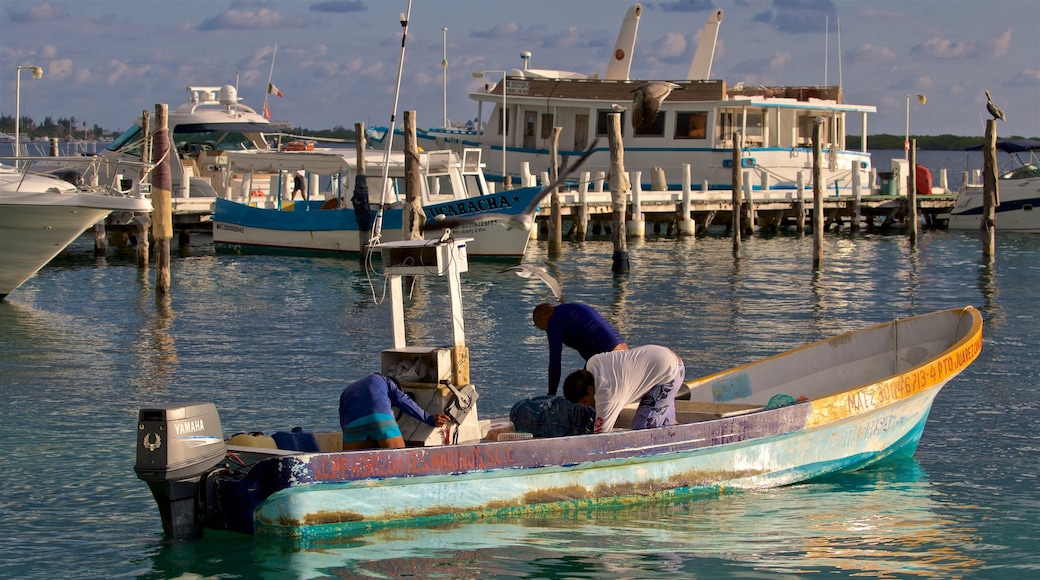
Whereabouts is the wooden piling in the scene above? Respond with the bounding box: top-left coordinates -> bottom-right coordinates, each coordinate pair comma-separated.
629,171 -> 645,237
981,120 -> 998,257
548,127 -> 562,255
731,133 -> 742,255
93,222 -> 106,256
137,110 -> 151,267
851,160 -> 861,233
796,171 -> 806,235
152,104 -> 172,294
678,164 -> 695,236
403,111 -> 423,241
812,119 -> 823,270
742,169 -> 754,236
608,113 -> 629,273
908,140 -> 918,244
575,171 -> 590,241
355,122 -> 370,253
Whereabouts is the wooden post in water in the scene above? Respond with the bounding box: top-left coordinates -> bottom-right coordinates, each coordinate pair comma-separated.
812,119 -> 824,270
731,133 -> 742,255
354,122 -> 371,254
152,104 -> 173,294
742,170 -> 755,236
403,111 -> 423,241
981,120 -> 998,258
136,110 -> 151,267
796,171 -> 806,235
575,170 -> 590,241
548,127 -> 562,255
678,164 -> 695,236
850,160 -> 861,233
608,113 -> 629,273
908,140 -> 918,245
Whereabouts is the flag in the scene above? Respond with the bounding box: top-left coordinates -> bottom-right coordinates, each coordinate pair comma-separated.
263,102 -> 271,120
268,82 -> 282,98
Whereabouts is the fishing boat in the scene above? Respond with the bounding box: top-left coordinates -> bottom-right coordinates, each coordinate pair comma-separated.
946,139 -> 1040,233
0,159 -> 152,299
211,147 -> 535,258
367,6 -> 877,197
134,238 -> 983,542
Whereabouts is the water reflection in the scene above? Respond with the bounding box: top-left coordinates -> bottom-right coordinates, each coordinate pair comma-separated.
159,459 -> 979,579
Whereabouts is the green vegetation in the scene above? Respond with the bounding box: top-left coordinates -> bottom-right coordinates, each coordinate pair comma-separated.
0,113 -> 107,140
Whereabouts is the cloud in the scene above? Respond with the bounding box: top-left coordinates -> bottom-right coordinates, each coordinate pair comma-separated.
753,0 -> 837,34
470,22 -> 521,39
46,58 -> 73,79
1007,68 -> 1040,87
309,0 -> 366,14
846,43 -> 897,64
543,26 -> 585,50
659,0 -> 718,12
652,32 -> 689,59
6,1 -> 65,23
912,29 -> 1012,59
197,3 -> 307,31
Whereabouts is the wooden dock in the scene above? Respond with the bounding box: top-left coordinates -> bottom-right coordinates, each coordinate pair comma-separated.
533,179 -> 956,236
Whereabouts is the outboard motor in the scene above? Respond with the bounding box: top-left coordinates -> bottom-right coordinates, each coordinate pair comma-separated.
134,403 -> 226,540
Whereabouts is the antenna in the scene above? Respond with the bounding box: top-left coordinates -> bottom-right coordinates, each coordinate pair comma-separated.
369,0 -> 413,247
824,16 -> 828,86
837,17 -> 843,92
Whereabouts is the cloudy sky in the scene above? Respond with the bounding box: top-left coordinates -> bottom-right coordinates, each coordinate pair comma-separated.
2,0 -> 1037,138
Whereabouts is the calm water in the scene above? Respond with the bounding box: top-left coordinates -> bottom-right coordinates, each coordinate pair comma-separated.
2,153 -> 1039,579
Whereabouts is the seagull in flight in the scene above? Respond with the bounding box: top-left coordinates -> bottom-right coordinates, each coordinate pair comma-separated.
432,139 -> 599,231
503,264 -> 562,302
632,81 -> 684,129
985,90 -> 1006,122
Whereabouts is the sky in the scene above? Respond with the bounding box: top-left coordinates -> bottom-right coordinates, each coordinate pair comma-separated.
1,0 -> 1038,139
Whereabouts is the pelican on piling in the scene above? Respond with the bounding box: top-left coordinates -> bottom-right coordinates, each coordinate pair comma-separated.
631,81 -> 684,129
985,90 -> 1006,122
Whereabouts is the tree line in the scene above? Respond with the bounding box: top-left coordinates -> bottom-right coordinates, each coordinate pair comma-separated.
0,114 -> 106,140
848,133 -> 1038,151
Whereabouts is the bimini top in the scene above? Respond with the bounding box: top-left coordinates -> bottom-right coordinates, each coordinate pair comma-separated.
966,139 -> 1040,153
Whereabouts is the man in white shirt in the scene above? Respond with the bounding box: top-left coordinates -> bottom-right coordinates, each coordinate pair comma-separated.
562,345 -> 685,433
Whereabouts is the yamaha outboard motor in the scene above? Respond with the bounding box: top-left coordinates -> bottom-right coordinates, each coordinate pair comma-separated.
134,403 -> 226,540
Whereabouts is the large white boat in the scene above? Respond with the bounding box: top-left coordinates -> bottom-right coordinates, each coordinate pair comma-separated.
368,6 -> 877,196
0,161 -> 152,299
946,139 -> 1040,233
93,85 -> 279,214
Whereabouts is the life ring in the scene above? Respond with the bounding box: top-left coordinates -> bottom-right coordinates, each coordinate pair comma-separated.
250,189 -> 264,197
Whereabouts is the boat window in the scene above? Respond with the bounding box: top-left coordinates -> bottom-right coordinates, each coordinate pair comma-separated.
595,110 -> 625,136
674,112 -> 708,140
107,125 -> 143,155
742,112 -> 764,146
540,113 -> 555,139
717,110 -> 736,145
634,112 -> 665,137
497,109 -> 509,136
524,111 -> 537,149
1002,164 -> 1040,180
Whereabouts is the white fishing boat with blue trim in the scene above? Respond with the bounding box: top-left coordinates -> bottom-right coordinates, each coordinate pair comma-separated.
211,147 -> 536,259
135,237 -> 982,542
368,6 -> 878,196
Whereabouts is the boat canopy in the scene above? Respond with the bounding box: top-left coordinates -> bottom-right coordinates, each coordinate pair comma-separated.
965,139 -> 1040,153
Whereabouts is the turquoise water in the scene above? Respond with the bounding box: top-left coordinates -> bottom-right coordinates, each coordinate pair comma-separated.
1,223 -> 1038,578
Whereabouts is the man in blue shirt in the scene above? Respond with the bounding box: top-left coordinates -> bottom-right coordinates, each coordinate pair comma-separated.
533,302 -> 627,396
339,373 -> 449,450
